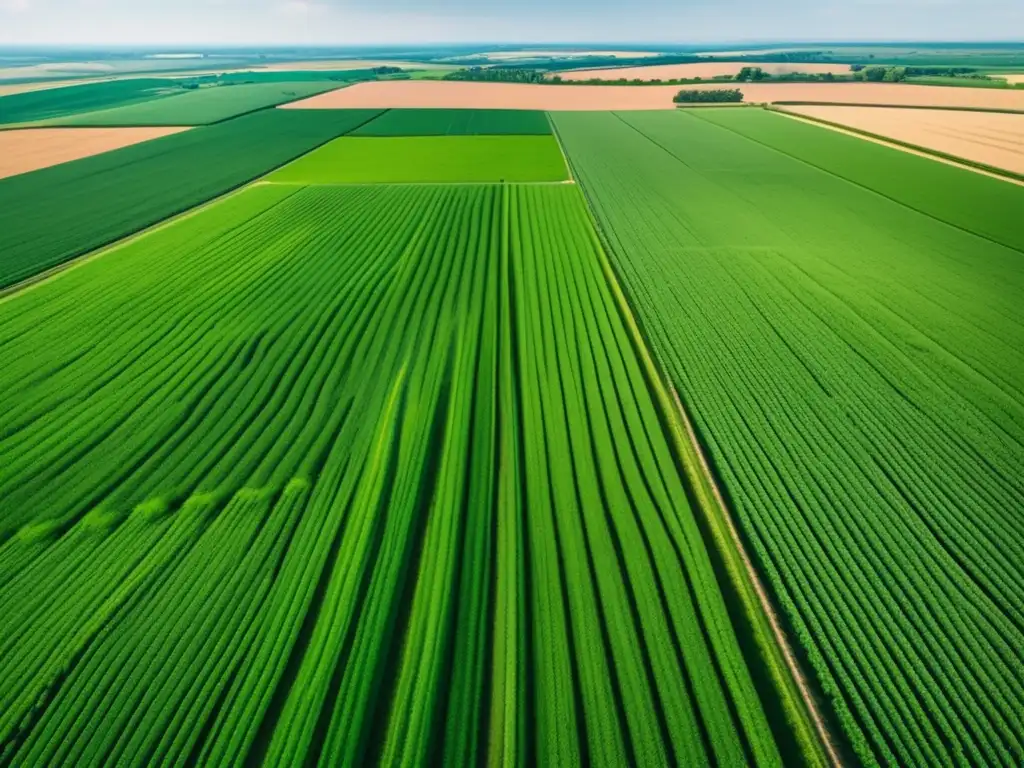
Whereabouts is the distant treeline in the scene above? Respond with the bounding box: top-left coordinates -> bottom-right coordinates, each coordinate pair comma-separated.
443,67 -> 547,83
674,89 -> 743,103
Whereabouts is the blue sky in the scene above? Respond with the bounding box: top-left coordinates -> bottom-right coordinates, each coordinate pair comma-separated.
0,0 -> 1021,46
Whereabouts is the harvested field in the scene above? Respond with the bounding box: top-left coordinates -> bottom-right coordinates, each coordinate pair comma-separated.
281,80 -> 683,110
779,105 -> 1024,176
997,73 -> 1024,85
280,79 -> 1024,112
560,62 -> 853,81
718,82 -> 1024,110
0,127 -> 188,180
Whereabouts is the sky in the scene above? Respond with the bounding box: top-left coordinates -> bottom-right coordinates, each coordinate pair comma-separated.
0,0 -> 1021,47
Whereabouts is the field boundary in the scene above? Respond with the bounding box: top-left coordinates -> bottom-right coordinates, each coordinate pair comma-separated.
0,108 -> 385,300
562,143 -> 837,763
695,109 -> 1024,255
769,99 -> 1024,115
0,182 -> 300,303
768,105 -> 1024,186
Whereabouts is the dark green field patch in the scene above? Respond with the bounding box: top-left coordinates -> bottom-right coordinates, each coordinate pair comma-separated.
0,108 -> 382,288
0,79 -> 178,126
351,108 -> 552,136
39,81 -> 347,126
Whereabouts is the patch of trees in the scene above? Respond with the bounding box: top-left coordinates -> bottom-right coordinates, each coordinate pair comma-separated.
444,67 -> 547,83
371,66 -> 404,75
854,66 -> 908,82
674,88 -> 743,103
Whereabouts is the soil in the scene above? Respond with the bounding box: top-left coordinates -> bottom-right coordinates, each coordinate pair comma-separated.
781,105 -> 1024,176
0,127 -> 189,180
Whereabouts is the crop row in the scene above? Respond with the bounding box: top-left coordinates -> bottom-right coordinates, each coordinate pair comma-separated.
554,108 -> 1024,767
0,108 -> 382,289
0,183 -> 791,764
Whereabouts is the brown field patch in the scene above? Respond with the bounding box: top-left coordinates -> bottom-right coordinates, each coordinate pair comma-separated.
560,62 -> 852,81
996,73 -> 1024,85
0,127 -> 189,180
280,80 -> 684,110
281,80 -> 1024,112
779,105 -> 1024,176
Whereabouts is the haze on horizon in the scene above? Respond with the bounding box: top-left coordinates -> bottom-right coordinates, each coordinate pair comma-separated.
0,0 -> 1021,47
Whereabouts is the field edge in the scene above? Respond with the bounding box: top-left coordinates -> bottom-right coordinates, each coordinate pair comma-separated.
570,178 -> 836,768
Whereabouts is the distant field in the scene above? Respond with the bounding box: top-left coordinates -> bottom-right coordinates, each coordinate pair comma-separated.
560,62 -> 853,81
555,108 -> 1024,768
281,79 -> 1024,111
0,181 -> 795,767
0,78 -> 178,125
351,108 -> 552,135
0,127 -> 188,179
268,135 -> 568,183
283,80 -> 683,109
778,105 -> 1024,176
40,81 -> 346,126
0,108 -> 381,288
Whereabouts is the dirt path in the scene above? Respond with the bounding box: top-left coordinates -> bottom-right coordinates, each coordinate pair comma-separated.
668,384 -> 844,768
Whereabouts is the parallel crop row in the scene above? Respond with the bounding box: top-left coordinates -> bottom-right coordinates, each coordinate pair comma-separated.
0,183 -> 789,765
553,109 -> 1024,768
0,108 -> 382,289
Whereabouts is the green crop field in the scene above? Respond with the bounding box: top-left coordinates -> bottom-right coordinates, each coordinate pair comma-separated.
0,108 -> 381,289
554,108 -> 1024,767
0,180 -> 809,766
700,108 -> 1024,252
268,135 -> 569,183
351,108 -> 552,135
0,78 -> 180,125
38,81 -> 346,126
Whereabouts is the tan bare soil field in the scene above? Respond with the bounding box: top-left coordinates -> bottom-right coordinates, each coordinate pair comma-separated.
780,105 -> 1024,175
0,127 -> 188,180
560,62 -> 853,81
282,79 -> 1024,112
281,80 -> 684,110
996,74 -> 1024,85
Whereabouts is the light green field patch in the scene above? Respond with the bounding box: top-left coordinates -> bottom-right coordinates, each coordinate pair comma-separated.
267,135 -> 569,183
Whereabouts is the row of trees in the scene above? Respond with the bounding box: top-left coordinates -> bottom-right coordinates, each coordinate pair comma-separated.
673,89 -> 743,103
443,67 -> 547,83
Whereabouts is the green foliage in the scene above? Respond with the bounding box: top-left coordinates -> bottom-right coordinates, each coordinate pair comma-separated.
674,88 -> 743,103
0,182 -> 784,767
268,135 -> 568,183
39,80 -> 345,126
0,108 -> 382,288
352,108 -> 551,136
736,66 -> 769,82
554,108 -> 1024,768
443,66 -> 547,83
